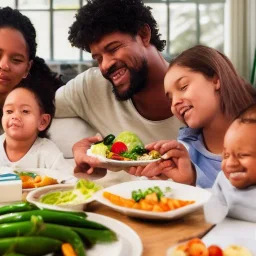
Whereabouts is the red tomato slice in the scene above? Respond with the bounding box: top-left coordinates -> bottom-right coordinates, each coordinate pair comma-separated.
111,142 -> 128,154
110,154 -> 125,160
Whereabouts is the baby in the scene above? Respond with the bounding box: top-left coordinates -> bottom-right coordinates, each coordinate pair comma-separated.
205,103 -> 256,223
0,77 -> 74,175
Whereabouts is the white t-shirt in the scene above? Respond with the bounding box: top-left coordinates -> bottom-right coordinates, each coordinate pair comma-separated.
0,134 -> 74,175
55,67 -> 181,144
54,67 -> 182,187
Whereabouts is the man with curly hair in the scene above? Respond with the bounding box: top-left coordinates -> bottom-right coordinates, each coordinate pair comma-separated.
55,0 -> 181,184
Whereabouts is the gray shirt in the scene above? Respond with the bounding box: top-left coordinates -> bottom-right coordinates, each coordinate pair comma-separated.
212,171 -> 256,223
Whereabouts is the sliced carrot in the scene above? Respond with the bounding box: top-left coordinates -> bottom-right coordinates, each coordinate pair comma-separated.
61,243 -> 77,256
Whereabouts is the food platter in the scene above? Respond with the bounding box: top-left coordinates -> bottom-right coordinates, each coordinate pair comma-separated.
0,167 -> 76,191
95,180 -> 212,220
87,148 -> 160,168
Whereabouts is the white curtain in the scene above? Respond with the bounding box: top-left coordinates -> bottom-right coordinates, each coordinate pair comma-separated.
224,0 -> 256,81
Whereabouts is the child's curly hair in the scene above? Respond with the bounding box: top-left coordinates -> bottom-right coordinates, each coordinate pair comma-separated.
68,0 -> 165,52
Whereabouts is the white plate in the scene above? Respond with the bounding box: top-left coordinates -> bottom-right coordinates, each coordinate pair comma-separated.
0,167 -> 76,191
87,148 -> 160,168
26,184 -> 97,211
85,212 -> 143,256
94,180 -> 212,220
44,212 -> 142,256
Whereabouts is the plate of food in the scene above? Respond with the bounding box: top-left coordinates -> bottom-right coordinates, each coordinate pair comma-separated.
0,167 -> 76,191
87,131 -> 161,168
94,180 -> 212,220
26,179 -> 103,211
166,237 -> 255,256
0,202 -> 143,256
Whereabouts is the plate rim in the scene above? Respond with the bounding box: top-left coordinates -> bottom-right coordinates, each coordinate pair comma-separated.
87,148 -> 161,166
86,212 -> 143,256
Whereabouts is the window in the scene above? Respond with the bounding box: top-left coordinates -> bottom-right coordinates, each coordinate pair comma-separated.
0,0 -> 225,62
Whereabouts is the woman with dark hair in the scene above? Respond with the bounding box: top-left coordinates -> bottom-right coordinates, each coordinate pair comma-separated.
129,45 -> 256,188
0,7 -> 62,133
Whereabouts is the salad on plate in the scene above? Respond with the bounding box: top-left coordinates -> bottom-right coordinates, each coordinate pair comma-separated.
87,131 -> 161,166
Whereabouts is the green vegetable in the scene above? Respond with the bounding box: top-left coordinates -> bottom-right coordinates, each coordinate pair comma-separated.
40,179 -> 102,205
91,142 -> 109,157
131,145 -> 148,155
72,227 -> 118,245
103,134 -> 115,145
14,171 -> 37,178
114,131 -> 144,152
120,151 -> 138,160
0,216 -> 85,256
3,253 -> 27,256
0,202 -> 39,215
132,186 -> 171,202
0,237 -> 61,256
0,209 -> 109,230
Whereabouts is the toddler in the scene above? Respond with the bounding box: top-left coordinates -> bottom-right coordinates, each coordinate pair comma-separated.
0,73 -> 74,175
205,103 -> 256,223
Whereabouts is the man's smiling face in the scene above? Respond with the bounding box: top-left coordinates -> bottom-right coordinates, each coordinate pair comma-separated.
90,31 -> 148,101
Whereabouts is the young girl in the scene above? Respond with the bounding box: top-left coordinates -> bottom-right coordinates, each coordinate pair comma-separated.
205,104 -> 256,223
128,45 -> 256,188
0,7 -> 61,133
0,66 -> 73,174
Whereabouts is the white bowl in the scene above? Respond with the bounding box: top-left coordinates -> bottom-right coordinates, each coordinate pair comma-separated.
26,184 -> 97,211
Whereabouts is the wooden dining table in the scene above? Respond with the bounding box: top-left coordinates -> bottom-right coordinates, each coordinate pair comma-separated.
86,202 -> 214,256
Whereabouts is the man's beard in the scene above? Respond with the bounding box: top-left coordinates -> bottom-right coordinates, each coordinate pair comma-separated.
104,59 -> 148,101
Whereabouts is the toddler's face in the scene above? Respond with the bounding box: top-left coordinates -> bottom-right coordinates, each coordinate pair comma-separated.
2,88 -> 46,141
222,120 -> 256,189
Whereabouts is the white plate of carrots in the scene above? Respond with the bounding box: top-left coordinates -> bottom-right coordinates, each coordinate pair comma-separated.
95,180 -> 212,220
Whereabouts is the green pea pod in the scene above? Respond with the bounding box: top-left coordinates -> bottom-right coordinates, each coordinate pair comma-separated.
72,227 -> 117,245
0,202 -> 39,216
0,217 -> 85,256
4,253 -> 27,256
40,209 -> 87,218
0,237 -> 61,256
0,209 -> 108,230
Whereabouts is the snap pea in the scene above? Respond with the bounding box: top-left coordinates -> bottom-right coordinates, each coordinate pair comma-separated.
0,202 -> 39,215
3,253 -> 27,256
0,237 -> 61,256
0,209 -> 108,230
0,217 -> 85,256
72,227 -> 118,245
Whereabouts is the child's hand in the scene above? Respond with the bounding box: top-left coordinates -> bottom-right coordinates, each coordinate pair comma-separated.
128,140 -> 196,185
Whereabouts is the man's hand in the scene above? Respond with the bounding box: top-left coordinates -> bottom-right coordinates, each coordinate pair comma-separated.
73,135 -> 107,175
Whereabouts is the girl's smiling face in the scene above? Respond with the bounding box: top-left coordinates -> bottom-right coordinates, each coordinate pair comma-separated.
164,65 -> 221,129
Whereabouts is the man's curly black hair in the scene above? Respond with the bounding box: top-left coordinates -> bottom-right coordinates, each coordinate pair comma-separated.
68,0 -> 166,52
